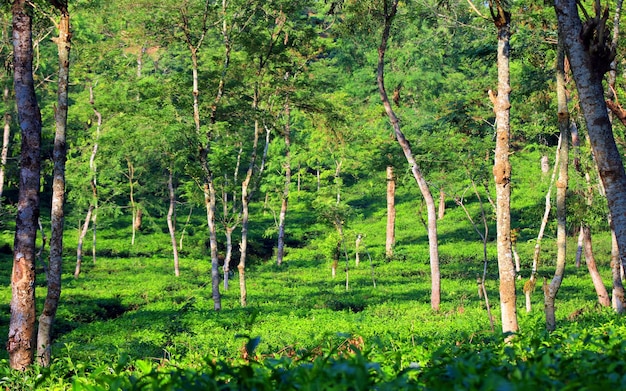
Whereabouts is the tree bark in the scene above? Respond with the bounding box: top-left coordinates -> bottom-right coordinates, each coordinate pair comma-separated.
378,0 -> 440,311
385,165 -> 396,259
8,0 -> 42,370
554,1 -> 626,282
544,43 -> 569,332
37,7 -> 70,366
167,168 -> 180,277
490,5 -> 518,334
276,97 -> 291,266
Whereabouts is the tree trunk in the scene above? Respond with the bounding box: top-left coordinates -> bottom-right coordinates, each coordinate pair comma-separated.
224,226 -> 233,290
238,83 -> 270,306
377,0 -> 440,311
37,8 -> 70,367
580,226 -> 611,306
75,205 -> 93,279
605,0 -> 625,313
238,102 -> 261,307
334,159 -> 342,205
385,166 -> 396,259
127,160 -> 137,246
0,84 -> 10,203
88,84 -> 100,265
610,226 -> 625,312
527,57 -> 563,313
437,189 -> 445,220
490,6 -> 518,334
276,98 -> 291,266
8,0 -> 42,370
167,168 -> 180,277
575,224 -> 584,268
554,1 -> 626,283
204,183 -> 221,311
544,43 -> 569,332
606,0 -> 623,114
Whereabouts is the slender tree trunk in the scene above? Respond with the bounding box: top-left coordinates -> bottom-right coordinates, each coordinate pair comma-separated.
88,84 -> 100,266
37,8 -> 70,366
224,226 -> 233,290
437,189 -> 445,220
167,168 -> 180,277
385,165 -> 396,259
91,194 -> 97,264
575,224 -> 584,268
545,43 -> 569,332
276,98 -> 291,266
182,4 -> 220,310
238,84 -> 270,306
179,205 -> 193,250
0,84 -> 10,203
204,183 -> 221,310
334,159 -> 342,205
127,160 -> 137,246
525,110 -> 562,313
554,1 -> 626,283
8,0 -> 42,370
489,5 -> 518,334
610,226 -> 625,312
580,226 -> 611,306
75,206 -> 93,278
377,0 -> 440,311
238,92 -> 261,307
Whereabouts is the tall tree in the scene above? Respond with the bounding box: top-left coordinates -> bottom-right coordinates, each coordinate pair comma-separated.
544,42 -> 569,332
377,0 -> 440,310
37,0 -> 71,366
553,1 -> 626,286
8,0 -> 43,370
276,95 -> 291,266
488,0 -> 518,334
178,0 -> 222,310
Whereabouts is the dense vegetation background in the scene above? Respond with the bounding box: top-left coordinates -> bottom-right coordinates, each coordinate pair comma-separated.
0,0 -> 625,388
